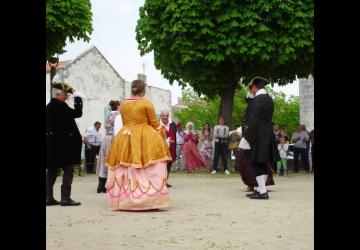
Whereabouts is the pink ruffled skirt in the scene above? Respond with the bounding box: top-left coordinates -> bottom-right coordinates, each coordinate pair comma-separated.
106,162 -> 170,211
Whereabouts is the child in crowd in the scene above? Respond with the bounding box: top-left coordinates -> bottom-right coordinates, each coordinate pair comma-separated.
277,137 -> 289,176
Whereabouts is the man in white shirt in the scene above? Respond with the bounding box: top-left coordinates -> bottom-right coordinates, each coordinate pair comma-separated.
291,125 -> 310,172
211,117 -> 230,175
83,121 -> 102,173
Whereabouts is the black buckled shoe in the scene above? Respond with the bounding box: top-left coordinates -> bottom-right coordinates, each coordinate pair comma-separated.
246,191 -> 259,197
60,199 -> 81,206
46,198 -> 60,206
249,192 -> 269,199
61,186 -> 80,206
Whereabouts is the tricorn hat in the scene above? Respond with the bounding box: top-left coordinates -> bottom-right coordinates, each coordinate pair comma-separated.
51,82 -> 74,94
248,77 -> 270,88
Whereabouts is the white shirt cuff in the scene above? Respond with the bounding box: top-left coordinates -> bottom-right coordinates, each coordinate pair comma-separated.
73,91 -> 86,99
239,137 -> 251,149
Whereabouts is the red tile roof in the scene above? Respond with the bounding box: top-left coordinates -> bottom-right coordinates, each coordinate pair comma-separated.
46,60 -> 71,72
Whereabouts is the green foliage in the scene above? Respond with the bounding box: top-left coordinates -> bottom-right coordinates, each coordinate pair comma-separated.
175,87 -> 299,135
266,87 -> 300,136
136,0 -> 314,96
46,0 -> 93,59
175,87 -> 248,131
174,88 -> 221,131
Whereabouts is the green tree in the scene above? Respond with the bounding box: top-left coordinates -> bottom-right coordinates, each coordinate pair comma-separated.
175,87 -> 299,136
266,87 -> 300,136
46,0 -> 93,59
136,0 -> 313,128
174,88 -> 220,131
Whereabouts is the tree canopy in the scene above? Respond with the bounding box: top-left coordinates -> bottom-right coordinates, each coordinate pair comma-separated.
46,0 -> 93,59
136,0 -> 313,128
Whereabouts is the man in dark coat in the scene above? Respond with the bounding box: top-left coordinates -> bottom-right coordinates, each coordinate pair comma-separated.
243,77 -> 276,200
46,82 -> 84,206
238,89 -> 275,192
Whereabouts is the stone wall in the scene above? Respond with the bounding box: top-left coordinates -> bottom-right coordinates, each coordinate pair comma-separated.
299,75 -> 314,131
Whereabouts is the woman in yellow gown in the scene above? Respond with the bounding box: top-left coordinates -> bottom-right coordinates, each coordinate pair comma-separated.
105,79 -> 172,210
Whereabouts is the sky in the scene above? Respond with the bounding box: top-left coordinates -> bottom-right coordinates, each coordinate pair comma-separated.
60,0 -> 299,105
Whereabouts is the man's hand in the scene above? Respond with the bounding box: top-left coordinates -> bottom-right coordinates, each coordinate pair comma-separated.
169,139 -> 175,144
292,137 -> 299,143
87,144 -> 92,150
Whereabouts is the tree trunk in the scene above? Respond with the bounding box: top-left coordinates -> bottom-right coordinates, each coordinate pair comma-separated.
218,84 -> 236,130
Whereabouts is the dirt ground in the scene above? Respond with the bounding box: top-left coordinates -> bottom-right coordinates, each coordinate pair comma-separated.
46,171 -> 314,250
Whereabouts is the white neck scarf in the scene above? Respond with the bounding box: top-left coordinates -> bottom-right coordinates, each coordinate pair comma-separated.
255,88 -> 267,96
160,120 -> 172,131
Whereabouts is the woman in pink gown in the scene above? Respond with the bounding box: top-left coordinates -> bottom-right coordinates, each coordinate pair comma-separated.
199,123 -> 213,170
182,122 -> 206,173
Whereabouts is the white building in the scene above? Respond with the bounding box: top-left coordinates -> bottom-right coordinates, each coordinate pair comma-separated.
46,46 -> 172,136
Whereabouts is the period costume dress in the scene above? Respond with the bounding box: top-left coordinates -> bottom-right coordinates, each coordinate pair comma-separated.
234,128 -> 275,189
228,130 -> 241,171
182,131 -> 206,172
96,111 -> 121,193
105,97 -> 172,210
199,130 -> 213,170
